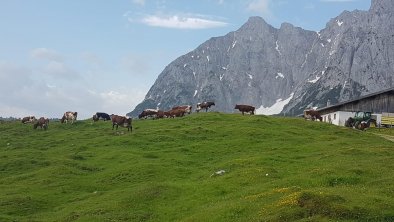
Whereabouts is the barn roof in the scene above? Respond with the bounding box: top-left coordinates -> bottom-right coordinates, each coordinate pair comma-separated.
317,87 -> 394,112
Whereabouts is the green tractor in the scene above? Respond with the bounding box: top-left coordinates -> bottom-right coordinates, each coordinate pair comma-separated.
345,111 -> 376,130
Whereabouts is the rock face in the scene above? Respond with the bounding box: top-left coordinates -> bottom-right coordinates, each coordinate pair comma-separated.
129,0 -> 394,117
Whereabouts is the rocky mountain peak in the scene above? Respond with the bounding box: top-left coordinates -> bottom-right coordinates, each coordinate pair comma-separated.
370,0 -> 394,14
238,16 -> 273,33
279,22 -> 295,30
246,16 -> 268,26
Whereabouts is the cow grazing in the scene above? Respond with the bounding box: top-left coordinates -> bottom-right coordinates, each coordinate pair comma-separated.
61,111 -> 78,124
163,111 -> 172,118
234,104 -> 255,115
303,109 -> 322,122
156,110 -> 167,119
33,117 -> 49,130
111,114 -> 132,132
172,105 -> 192,114
93,112 -> 111,122
196,102 -> 215,112
138,109 -> 159,119
22,116 -> 36,124
167,109 -> 186,118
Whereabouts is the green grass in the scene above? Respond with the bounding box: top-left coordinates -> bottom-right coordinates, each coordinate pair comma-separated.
0,113 -> 393,221
369,127 -> 394,136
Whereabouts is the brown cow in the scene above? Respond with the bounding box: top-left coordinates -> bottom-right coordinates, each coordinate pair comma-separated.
167,109 -> 186,118
111,114 -> 132,132
33,117 -> 49,130
234,104 -> 255,115
196,102 -> 215,112
156,110 -> 167,119
172,105 -> 192,114
22,116 -> 36,124
304,109 -> 322,121
61,111 -> 77,124
164,111 -> 172,118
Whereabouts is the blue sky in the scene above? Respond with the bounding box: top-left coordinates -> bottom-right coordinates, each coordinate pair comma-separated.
0,0 -> 371,119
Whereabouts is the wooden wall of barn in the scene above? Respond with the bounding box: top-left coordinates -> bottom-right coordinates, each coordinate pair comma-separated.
319,90 -> 394,115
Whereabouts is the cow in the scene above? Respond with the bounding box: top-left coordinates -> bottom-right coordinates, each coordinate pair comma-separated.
138,109 -> 159,119
167,109 -> 186,118
93,112 -> 111,122
156,110 -> 167,119
196,102 -> 215,112
33,117 -> 49,130
22,116 -> 36,124
234,104 -> 255,115
163,111 -> 172,118
111,114 -> 132,132
172,105 -> 192,114
61,111 -> 77,124
303,109 -> 322,122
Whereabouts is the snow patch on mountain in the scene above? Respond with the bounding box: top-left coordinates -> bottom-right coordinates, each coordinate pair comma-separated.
275,41 -> 282,55
276,73 -> 284,79
256,93 -> 294,115
308,76 -> 321,83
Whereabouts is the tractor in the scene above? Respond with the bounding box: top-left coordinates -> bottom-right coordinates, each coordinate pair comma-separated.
345,111 -> 376,130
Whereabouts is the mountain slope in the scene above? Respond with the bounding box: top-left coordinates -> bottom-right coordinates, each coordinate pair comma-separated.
1,114 -> 393,221
129,0 -> 394,117
283,0 -> 394,114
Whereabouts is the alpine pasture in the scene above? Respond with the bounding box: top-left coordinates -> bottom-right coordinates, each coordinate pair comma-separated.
0,113 -> 393,221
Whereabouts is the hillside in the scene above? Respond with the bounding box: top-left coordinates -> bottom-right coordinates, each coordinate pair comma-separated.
0,113 -> 393,221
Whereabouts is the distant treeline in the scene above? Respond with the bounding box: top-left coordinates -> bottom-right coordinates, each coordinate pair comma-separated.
0,117 -> 20,121
0,117 -> 60,122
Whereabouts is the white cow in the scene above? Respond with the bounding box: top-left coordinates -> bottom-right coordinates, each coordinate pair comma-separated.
61,111 -> 77,124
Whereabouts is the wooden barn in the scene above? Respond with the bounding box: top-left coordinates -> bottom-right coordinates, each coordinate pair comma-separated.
316,87 -> 394,126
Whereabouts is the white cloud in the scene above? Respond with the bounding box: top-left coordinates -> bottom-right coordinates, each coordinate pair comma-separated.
42,61 -> 80,80
80,52 -> 104,67
30,48 -> 63,62
90,89 -> 146,117
304,3 -> 315,9
0,61 -> 32,93
132,0 -> 145,6
247,0 -> 272,16
0,55 -> 149,119
120,54 -> 150,76
0,105 -> 34,119
140,15 -> 228,29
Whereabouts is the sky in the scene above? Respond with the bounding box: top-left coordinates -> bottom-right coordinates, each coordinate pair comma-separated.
0,0 -> 371,119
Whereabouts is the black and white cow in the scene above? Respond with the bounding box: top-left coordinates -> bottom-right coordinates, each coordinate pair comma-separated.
93,112 -> 111,121
138,109 -> 159,119
196,102 -> 215,112
22,116 -> 36,124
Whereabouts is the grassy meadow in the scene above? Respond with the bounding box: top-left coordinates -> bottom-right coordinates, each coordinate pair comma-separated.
0,113 -> 393,221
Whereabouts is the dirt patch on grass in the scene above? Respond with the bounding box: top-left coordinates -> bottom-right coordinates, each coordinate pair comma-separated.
374,133 -> 394,142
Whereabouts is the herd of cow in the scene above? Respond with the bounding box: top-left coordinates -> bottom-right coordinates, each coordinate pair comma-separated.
20,102 -> 257,132
22,111 -> 133,132
138,102 -> 256,119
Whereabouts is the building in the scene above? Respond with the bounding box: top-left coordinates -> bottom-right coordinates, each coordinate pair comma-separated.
316,87 -> 394,126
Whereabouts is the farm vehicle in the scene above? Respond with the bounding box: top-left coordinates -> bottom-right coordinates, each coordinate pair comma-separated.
345,111 -> 376,130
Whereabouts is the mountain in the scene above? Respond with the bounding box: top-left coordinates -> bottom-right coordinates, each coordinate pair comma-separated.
128,0 -> 394,117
